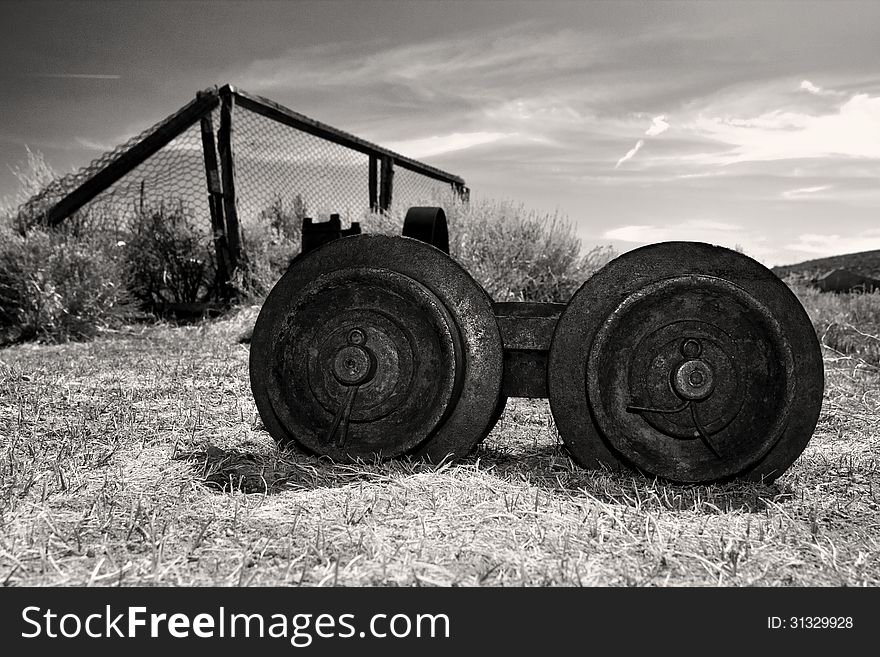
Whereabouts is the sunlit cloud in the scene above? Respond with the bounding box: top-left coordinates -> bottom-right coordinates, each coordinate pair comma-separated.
781,184 -> 831,200
600,219 -> 776,258
645,115 -> 669,136
603,219 -> 742,243
683,90 -> 880,164
382,131 -> 515,158
799,79 -> 844,97
784,229 -> 880,256
800,80 -> 824,95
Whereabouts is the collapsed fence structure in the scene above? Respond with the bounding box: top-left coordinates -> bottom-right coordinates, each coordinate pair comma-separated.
17,84 -> 467,301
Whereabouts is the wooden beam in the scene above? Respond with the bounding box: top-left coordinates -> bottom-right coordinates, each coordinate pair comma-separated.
230,86 -> 465,187
199,109 -> 233,300
45,90 -> 220,226
218,87 -> 241,274
379,156 -> 394,212
368,155 -> 378,212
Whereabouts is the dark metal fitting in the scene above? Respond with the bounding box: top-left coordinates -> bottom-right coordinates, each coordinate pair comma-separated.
681,338 -> 702,358
332,344 -> 375,386
672,359 -> 715,401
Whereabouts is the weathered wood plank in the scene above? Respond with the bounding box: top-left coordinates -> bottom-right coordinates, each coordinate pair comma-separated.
218,87 -> 241,274
199,110 -> 233,300
379,156 -> 394,211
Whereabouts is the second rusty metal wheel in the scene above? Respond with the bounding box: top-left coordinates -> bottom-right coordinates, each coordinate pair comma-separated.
548,242 -> 824,484
249,234 -> 503,463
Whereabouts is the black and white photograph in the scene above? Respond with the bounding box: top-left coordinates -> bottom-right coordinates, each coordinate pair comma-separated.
0,0 -> 877,648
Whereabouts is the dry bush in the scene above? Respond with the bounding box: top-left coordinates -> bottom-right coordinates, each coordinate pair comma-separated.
0,149 -> 138,344
365,195 -> 615,302
238,194 -> 612,304
2,146 -> 58,234
123,202 -> 217,306
233,196 -> 305,300
0,221 -> 135,344
789,280 -> 880,365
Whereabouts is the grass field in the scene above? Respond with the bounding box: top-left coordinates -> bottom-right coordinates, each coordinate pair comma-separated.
1,292 -> 879,587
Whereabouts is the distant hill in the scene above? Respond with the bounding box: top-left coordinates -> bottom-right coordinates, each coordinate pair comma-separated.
772,249 -> 880,280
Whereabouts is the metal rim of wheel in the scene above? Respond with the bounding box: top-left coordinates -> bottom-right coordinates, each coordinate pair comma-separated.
547,241 -> 824,484
249,234 -> 503,463
402,206 -> 450,254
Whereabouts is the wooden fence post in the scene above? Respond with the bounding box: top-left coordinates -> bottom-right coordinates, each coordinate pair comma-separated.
218,86 -> 242,276
199,105 -> 233,300
379,155 -> 394,212
368,154 -> 378,212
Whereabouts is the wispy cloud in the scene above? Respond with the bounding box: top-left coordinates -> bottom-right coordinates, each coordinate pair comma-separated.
33,73 -> 121,79
600,219 -> 775,258
74,137 -> 112,151
603,219 -> 743,243
614,139 -> 644,168
382,132 -> 515,158
784,229 -> 880,256
614,115 -> 670,168
781,184 -> 831,200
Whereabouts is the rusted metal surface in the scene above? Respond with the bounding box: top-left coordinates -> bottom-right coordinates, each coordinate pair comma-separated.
548,242 -> 824,484
250,234 -> 503,463
301,214 -> 361,255
250,211 -> 823,483
402,207 -> 450,254
494,302 -> 563,399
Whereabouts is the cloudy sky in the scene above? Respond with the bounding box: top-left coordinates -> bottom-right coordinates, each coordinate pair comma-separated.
2,0 -> 880,266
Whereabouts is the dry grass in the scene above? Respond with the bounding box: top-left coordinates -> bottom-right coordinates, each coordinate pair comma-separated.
1,296 -> 879,587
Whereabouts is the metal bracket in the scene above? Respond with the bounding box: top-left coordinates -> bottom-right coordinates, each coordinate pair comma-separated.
301,213 -> 361,255
494,302 -> 564,399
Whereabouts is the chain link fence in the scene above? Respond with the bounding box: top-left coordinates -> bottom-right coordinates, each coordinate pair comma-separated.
16,85 -> 467,281
233,106 -> 369,227
16,97 -> 217,237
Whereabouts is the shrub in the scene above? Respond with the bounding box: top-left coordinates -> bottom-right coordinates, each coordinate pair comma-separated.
789,280 -> 880,365
364,196 -> 615,302
2,147 -> 59,234
232,196 -> 305,300
0,222 -> 135,343
123,202 -> 216,307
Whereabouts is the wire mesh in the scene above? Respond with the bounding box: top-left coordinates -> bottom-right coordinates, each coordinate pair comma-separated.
16,86 -> 465,256
16,94 -> 215,235
392,164 -> 458,210
82,109 -> 216,237
233,107 -> 370,228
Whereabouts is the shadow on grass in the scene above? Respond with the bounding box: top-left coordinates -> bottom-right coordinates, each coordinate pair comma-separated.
474,443 -> 794,513
177,441 -> 794,514
174,445 -> 397,494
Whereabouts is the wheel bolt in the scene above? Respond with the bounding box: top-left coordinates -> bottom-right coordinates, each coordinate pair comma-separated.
681,338 -> 702,358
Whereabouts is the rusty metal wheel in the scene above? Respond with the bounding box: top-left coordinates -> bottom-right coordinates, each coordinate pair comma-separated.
402,206 -> 450,254
249,234 -> 503,462
548,242 -> 824,483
